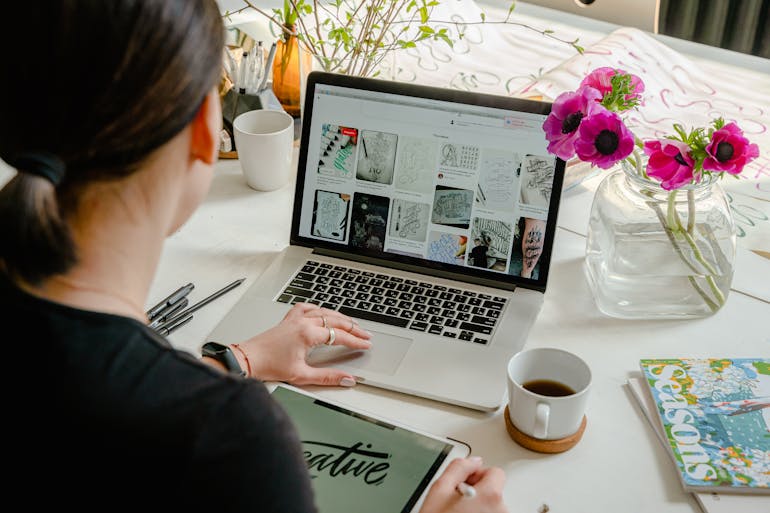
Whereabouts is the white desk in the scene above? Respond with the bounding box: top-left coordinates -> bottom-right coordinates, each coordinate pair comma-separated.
152,147 -> 769,513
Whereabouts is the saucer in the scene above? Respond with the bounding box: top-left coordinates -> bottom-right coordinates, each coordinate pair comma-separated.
504,405 -> 587,454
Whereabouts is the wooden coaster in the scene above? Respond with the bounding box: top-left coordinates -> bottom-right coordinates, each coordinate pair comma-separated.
504,406 -> 587,454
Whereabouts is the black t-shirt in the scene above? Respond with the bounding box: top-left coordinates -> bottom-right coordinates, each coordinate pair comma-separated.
3,275 -> 317,512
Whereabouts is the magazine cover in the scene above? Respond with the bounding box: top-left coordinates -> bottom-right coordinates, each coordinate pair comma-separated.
639,358 -> 770,495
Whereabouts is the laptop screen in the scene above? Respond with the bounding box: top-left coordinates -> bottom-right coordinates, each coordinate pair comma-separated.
291,72 -> 565,292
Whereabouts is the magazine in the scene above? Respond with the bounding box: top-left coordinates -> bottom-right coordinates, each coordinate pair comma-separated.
638,358 -> 770,495
626,376 -> 770,513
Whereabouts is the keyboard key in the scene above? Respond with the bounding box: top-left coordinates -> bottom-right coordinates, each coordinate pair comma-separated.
428,325 -> 443,335
369,279 -> 383,287
415,313 -> 430,322
494,296 -> 506,302
459,331 -> 474,341
425,289 -> 439,298
357,302 -> 372,311
472,315 -> 495,327
362,271 -> 375,277
383,297 -> 398,307
313,268 -> 329,276
306,261 -> 319,266
355,292 -> 370,301
328,287 -> 342,296
383,281 -> 397,290
277,294 -> 293,303
343,282 -> 357,290
385,307 -> 401,316
342,298 -> 358,307
418,282 -> 433,288
315,293 -> 330,302
478,293 -> 491,299
372,304 -> 386,313
442,310 -> 456,319
283,286 -> 314,298
398,300 -> 413,310
468,297 -> 482,306
456,312 -> 471,321
290,279 -> 314,289
473,337 -> 489,345
484,300 -> 504,311
442,331 -> 457,338
357,285 -> 371,293
472,306 -> 486,315
328,271 -> 343,278
315,276 -> 330,284
371,287 -> 385,296
413,303 -> 427,313
338,306 -> 409,327
296,272 -> 316,281
375,274 -> 390,280
410,321 -> 428,331
301,265 -> 316,273
328,296 -> 343,304
405,279 -> 418,285
411,287 -> 425,296
370,296 -> 384,304
399,292 -> 414,301
433,285 -> 447,291
399,310 -> 415,319
320,263 -> 333,269
427,306 -> 441,315
460,322 -> 492,335
448,288 -> 462,294
321,302 -> 338,310
396,283 -> 411,292
390,276 -> 403,283
430,316 -> 444,325
413,296 -> 427,304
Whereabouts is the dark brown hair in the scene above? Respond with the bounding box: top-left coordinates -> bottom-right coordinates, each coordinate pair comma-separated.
0,0 -> 224,284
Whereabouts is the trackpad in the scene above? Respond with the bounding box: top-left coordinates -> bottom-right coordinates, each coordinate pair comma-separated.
306,330 -> 412,376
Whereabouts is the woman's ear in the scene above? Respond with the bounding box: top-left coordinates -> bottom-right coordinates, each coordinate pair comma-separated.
190,88 -> 222,165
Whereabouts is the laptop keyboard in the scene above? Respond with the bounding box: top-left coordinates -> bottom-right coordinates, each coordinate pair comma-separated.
275,260 -> 507,345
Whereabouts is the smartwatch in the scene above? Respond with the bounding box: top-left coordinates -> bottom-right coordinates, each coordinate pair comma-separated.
201,341 -> 245,377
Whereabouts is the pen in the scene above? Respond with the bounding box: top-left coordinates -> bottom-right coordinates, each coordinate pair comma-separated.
238,50 -> 248,94
258,42 -> 277,92
146,282 -> 194,320
156,313 -> 193,336
455,482 -> 476,499
148,297 -> 189,328
156,278 -> 245,328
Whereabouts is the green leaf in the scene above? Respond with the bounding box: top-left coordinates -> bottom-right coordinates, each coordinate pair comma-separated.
419,6 -> 429,23
480,13 -> 486,22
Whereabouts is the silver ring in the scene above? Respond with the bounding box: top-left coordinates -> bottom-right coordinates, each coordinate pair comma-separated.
350,318 -> 356,331
322,316 -> 328,328
326,326 -> 336,345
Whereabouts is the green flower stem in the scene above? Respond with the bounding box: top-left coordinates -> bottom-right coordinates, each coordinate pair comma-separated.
687,189 -> 696,234
647,198 -> 719,312
666,190 -> 726,307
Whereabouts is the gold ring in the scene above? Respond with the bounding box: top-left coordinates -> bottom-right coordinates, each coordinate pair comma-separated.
326,326 -> 336,345
322,316 -> 328,328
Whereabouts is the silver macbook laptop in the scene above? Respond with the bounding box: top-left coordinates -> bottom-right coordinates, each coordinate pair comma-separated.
207,71 -> 566,411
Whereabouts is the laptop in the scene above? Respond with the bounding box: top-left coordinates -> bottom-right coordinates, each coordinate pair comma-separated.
207,71 -> 566,412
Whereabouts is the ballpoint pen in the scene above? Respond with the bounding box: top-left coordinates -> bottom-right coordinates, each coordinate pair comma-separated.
146,282 -> 194,321
258,42 -> 277,93
156,313 -> 193,336
156,278 -> 245,329
148,297 -> 189,328
455,482 -> 476,499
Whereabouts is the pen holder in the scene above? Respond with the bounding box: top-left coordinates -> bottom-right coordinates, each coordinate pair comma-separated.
220,86 -> 284,159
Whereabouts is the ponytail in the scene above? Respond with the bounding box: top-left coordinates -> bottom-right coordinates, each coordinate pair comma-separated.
0,170 -> 76,285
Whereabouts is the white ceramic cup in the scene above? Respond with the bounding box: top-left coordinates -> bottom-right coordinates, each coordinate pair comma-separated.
233,109 -> 294,191
507,347 -> 592,440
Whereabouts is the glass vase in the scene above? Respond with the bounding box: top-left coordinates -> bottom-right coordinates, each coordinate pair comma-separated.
584,158 -> 736,319
272,27 -> 312,118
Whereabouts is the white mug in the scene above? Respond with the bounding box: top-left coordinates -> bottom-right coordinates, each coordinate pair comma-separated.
507,347 -> 591,440
233,109 -> 294,191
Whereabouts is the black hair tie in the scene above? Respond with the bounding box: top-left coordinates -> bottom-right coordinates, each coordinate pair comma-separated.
12,151 -> 66,187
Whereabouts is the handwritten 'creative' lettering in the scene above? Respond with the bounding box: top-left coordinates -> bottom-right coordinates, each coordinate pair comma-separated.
303,440 -> 391,485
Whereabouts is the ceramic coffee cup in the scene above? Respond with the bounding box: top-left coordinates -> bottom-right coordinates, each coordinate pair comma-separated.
233,109 -> 294,191
507,347 -> 591,441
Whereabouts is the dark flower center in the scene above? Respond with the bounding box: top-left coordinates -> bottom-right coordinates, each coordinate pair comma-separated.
561,111 -> 584,134
594,129 -> 619,155
715,141 -> 734,162
674,152 -> 688,166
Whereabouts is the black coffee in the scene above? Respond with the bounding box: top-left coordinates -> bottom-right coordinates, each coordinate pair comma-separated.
522,379 -> 575,397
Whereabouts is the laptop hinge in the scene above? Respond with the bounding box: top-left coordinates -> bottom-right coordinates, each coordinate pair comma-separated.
312,247 -> 538,293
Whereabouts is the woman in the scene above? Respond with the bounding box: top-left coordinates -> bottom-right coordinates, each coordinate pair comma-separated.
0,1 -> 508,512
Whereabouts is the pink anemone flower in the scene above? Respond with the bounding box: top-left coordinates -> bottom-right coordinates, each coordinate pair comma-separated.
703,122 -> 759,175
643,139 -> 695,190
542,85 -> 603,161
580,66 -> 645,102
574,109 -> 635,169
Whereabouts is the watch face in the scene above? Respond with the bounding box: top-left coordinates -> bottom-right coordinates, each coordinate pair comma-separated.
202,342 -> 228,355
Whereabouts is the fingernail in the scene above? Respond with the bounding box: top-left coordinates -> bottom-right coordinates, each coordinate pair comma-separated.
469,456 -> 483,464
340,377 -> 356,387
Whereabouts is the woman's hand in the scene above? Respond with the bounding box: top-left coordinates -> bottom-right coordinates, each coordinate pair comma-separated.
419,457 -> 508,513
234,302 -> 372,386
